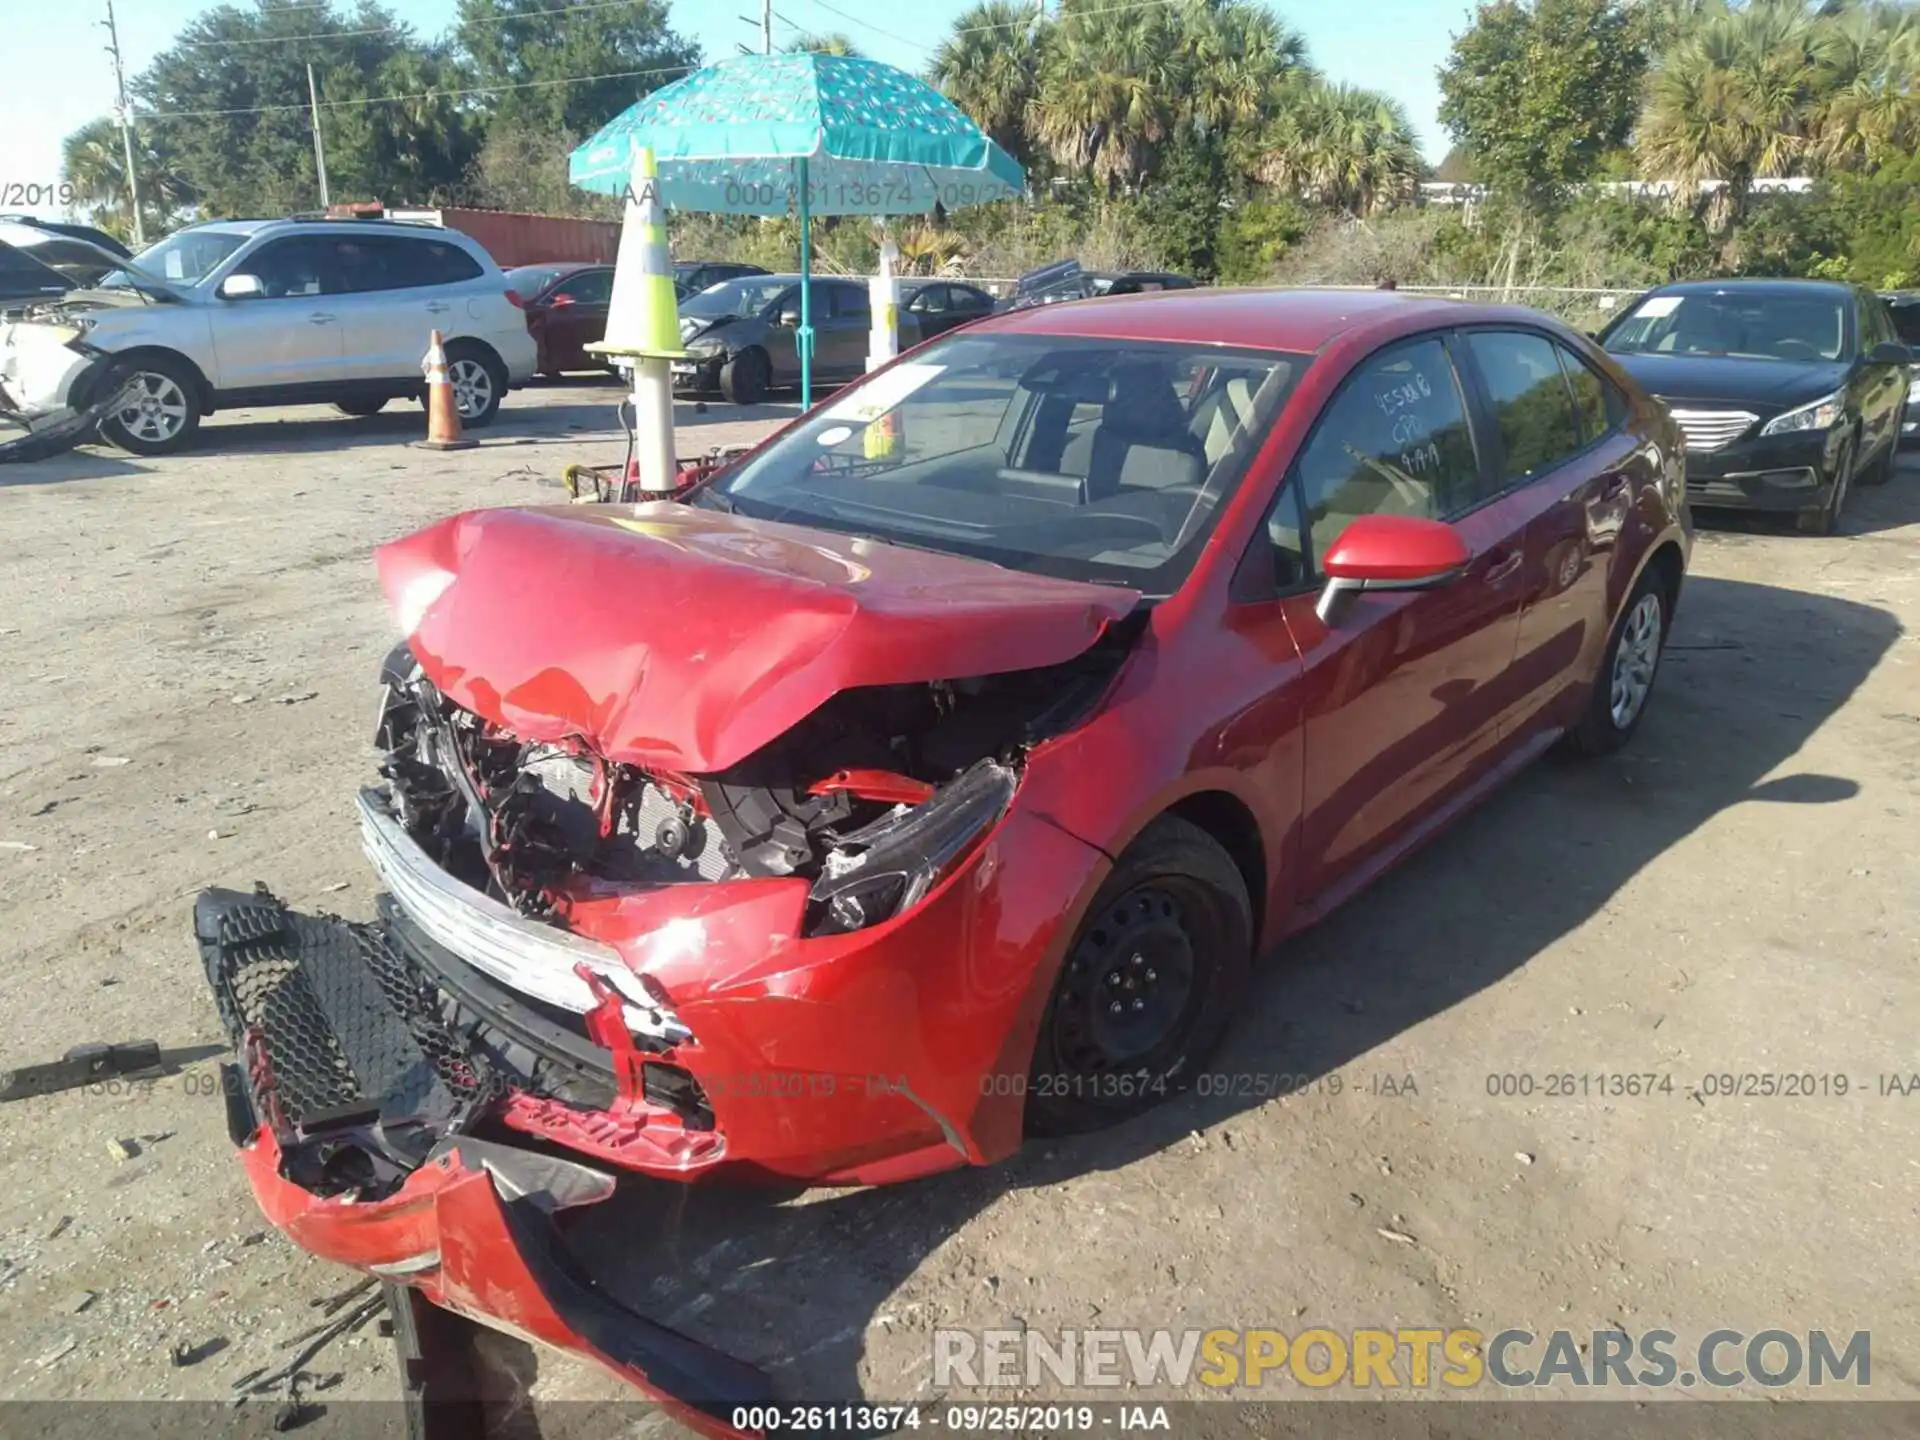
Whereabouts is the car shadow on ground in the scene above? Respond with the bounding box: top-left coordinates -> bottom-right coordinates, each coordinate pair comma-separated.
536,529 -> 1907,1412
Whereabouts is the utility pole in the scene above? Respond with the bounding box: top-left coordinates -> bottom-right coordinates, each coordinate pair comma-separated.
762,0 -> 772,52
101,0 -> 145,246
307,62 -> 331,211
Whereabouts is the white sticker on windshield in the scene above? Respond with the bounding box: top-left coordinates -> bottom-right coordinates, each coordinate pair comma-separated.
1633,296 -> 1682,319
816,425 -> 853,446
822,362 -> 945,423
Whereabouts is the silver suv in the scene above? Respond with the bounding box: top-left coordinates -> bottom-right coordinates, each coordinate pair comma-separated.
0,217 -> 537,455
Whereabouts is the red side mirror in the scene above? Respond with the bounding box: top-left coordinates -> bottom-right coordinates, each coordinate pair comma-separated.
1316,514 -> 1469,623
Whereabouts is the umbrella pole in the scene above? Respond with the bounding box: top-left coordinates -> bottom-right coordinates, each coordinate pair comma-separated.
797,157 -> 814,410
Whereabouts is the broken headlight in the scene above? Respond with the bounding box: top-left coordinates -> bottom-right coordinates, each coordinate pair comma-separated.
806,760 -> 1016,936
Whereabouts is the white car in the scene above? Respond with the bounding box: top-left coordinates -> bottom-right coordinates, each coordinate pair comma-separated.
0,217 -> 537,456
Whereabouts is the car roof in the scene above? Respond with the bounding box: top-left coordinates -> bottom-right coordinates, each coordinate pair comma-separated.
973,286 -> 1484,353
1645,277 -> 1856,301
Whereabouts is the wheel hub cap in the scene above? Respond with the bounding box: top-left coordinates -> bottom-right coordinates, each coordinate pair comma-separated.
1055,890 -> 1195,1070
1609,592 -> 1662,729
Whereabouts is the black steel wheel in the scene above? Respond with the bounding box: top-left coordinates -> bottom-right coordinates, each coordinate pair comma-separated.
1027,815 -> 1251,1136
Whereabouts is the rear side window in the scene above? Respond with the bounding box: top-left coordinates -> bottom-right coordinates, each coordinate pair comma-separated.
1463,330 -> 1585,484
834,284 -> 870,321
1555,345 -> 1625,444
1290,336 -> 1481,567
331,234 -> 483,293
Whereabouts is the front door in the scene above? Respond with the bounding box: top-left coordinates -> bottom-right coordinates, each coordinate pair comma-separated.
539,267 -> 613,372
1270,333 -> 1530,906
207,236 -> 345,390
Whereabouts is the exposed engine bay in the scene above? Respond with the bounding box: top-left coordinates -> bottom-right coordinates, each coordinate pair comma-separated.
373,611 -> 1143,940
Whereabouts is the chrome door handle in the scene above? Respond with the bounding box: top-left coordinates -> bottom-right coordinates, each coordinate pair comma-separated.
426,301 -> 452,314
308,313 -> 337,325
1485,549 -> 1524,585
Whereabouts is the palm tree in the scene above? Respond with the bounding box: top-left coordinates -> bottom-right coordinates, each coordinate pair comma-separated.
1243,82 -> 1420,217
1809,2 -> 1920,173
1636,0 -> 1828,226
929,2 -> 1046,167
785,32 -> 863,56
1174,0 -> 1308,140
1028,0 -> 1181,193
60,116 -> 192,240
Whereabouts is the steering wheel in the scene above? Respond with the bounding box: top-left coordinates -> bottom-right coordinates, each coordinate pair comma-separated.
1771,338 -> 1821,359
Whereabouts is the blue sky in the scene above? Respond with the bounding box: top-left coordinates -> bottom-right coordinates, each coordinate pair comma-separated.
2,0 -> 1465,223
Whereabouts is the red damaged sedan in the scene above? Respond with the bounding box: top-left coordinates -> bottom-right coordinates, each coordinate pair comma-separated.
195,289 -> 1688,1424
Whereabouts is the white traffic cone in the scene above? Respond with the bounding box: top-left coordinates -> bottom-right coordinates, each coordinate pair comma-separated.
586,146 -> 688,494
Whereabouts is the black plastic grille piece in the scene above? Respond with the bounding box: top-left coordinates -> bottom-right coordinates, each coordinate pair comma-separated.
196,889 -> 496,1136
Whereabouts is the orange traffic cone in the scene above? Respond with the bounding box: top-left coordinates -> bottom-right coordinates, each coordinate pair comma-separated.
418,330 -> 475,452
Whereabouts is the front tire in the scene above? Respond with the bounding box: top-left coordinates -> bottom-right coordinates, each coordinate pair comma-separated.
1566,568 -> 1669,757
97,355 -> 200,456
444,343 -> 506,428
1798,440 -> 1854,533
1026,816 -> 1252,1137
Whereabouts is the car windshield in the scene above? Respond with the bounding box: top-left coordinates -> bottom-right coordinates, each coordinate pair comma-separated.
1604,290 -> 1849,362
680,277 -> 793,318
107,230 -> 249,288
506,264 -> 572,297
700,333 -> 1302,596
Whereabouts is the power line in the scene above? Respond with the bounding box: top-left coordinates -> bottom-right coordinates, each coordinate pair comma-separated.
806,0 -> 1187,52
180,0 -> 654,48
141,59 -> 696,120
804,0 -> 931,50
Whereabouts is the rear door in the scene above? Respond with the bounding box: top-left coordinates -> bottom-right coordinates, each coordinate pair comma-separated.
1456,327 -> 1650,742
820,282 -> 872,377
329,234 -> 488,380
1264,332 -> 1531,906
207,235 -> 345,389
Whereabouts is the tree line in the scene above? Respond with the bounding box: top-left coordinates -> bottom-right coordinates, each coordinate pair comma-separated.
61,0 -> 1920,294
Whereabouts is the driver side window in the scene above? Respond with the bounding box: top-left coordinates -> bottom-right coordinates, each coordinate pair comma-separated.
1273,337 -> 1479,577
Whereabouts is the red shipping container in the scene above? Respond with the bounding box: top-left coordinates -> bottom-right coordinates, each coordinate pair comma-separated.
379,208 -> 622,268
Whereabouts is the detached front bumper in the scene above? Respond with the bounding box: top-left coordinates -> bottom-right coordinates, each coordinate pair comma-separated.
0,326 -> 113,461
193,886 -> 776,1437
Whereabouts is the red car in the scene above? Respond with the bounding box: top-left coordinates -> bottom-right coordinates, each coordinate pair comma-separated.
196,289 -> 1688,1426
507,261 -> 616,375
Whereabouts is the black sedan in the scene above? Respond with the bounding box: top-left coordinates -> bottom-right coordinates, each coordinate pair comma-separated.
899,278 -> 995,339
1599,278 -> 1910,533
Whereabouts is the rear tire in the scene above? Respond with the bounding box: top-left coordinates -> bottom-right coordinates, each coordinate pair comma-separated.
1565,567 -> 1669,757
96,354 -> 201,456
333,397 -> 387,418
1026,816 -> 1252,1137
719,348 -> 768,406
444,342 -> 506,428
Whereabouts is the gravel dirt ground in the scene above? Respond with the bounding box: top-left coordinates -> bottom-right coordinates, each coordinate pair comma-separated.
1,381 -> 1916,1432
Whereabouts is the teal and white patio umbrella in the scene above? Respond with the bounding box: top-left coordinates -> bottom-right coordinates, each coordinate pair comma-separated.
569,52 -> 1026,407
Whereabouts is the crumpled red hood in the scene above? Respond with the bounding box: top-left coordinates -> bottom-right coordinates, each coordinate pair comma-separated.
376,502 -> 1139,774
